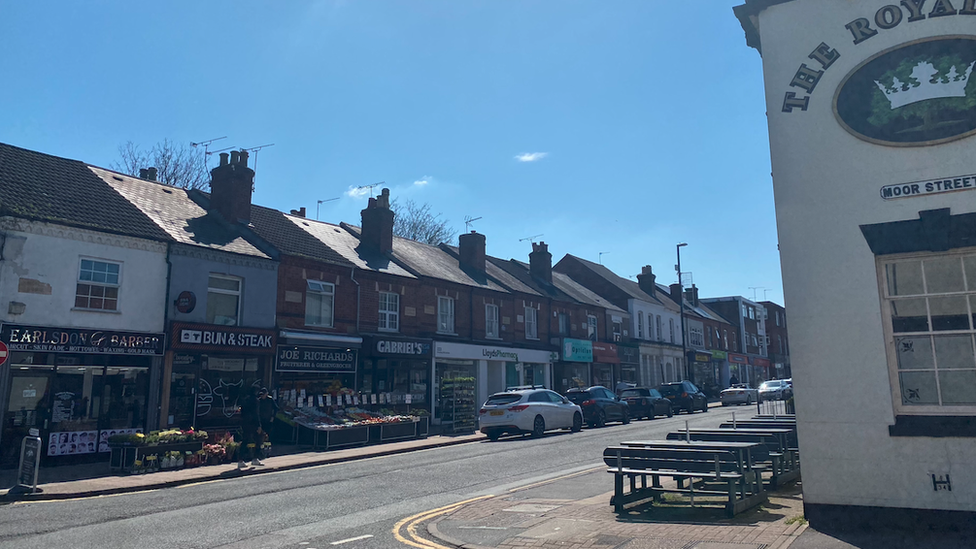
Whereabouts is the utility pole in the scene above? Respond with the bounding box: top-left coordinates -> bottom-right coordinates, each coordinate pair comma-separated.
677,243 -> 689,383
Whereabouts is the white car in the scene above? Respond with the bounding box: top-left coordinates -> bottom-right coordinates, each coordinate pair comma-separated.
478,388 -> 583,441
759,380 -> 790,401
720,384 -> 758,406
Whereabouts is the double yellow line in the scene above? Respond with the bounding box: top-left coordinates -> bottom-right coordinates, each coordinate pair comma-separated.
392,495 -> 495,549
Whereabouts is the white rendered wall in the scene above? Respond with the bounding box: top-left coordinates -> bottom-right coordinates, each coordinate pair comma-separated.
756,0 -> 976,511
0,218 -> 168,333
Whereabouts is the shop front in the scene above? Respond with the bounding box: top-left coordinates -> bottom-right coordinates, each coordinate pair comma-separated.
164,322 -> 276,432
687,350 -> 716,396
728,353 -> 749,385
618,344 -> 640,388
0,323 -> 165,467
710,350 -> 731,388
433,341 -> 553,433
555,338 -> 592,393
751,356 -> 773,382
591,342 -> 620,389
361,335 -> 432,416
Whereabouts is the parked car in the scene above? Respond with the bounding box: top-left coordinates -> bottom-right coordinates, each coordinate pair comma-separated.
619,387 -> 673,419
658,381 -> 709,414
478,388 -> 583,441
720,384 -> 758,406
758,379 -> 790,401
565,386 -> 630,428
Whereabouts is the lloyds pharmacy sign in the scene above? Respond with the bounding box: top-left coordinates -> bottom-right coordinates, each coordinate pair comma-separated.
779,2 -> 976,147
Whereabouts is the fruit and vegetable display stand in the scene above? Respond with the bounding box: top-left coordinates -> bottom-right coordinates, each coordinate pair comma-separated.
292,408 -> 429,451
108,429 -> 208,474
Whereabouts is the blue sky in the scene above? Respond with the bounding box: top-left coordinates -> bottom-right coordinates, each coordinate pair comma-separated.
0,1 -> 782,304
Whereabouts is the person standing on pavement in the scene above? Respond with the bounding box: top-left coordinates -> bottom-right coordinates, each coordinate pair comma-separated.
238,387 -> 263,469
257,388 -> 278,458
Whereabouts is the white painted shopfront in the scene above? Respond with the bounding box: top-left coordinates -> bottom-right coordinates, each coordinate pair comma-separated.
431,342 -> 554,432
735,0 -> 976,527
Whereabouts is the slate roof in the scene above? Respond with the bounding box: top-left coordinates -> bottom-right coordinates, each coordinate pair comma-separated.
551,271 -> 627,313
92,167 -> 270,259
563,254 -> 663,305
246,204 -> 352,267
287,217 -> 413,277
0,142 -> 170,241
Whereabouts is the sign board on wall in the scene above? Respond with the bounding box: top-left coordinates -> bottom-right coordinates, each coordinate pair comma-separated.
561,338 -> 593,363
367,336 -> 432,357
1,324 -> 165,355
170,322 -> 275,354
276,345 -> 357,373
434,341 -> 553,364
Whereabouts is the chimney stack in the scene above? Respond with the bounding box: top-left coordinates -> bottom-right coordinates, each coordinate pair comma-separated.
290,207 -> 307,218
529,241 -> 552,284
637,265 -> 657,296
458,231 -> 486,273
146,167 -> 157,181
209,148 -> 254,224
669,283 -> 683,304
139,168 -> 148,179
360,188 -> 394,254
684,284 -> 700,307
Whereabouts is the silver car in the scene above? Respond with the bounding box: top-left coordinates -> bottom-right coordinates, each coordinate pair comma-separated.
758,380 -> 790,401
720,384 -> 758,406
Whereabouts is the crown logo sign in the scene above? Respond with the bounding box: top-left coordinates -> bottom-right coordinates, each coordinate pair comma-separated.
875,60 -> 975,110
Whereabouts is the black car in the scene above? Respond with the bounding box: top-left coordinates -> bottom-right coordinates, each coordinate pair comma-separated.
658,381 -> 709,414
565,386 -> 630,428
619,387 -> 673,420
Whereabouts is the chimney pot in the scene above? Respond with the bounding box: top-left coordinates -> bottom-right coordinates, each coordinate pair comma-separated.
219,152 -> 229,166
230,150 -> 240,165
139,168 -> 148,179
239,149 -> 249,167
146,167 -> 158,181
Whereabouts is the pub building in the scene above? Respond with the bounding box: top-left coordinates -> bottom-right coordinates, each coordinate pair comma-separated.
164,322 -> 276,432
0,324 -> 165,466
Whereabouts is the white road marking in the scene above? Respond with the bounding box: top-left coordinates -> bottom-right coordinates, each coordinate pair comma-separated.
330,534 -> 373,545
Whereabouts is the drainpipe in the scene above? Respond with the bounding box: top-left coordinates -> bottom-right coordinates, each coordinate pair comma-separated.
154,242 -> 174,430
350,266 -> 360,333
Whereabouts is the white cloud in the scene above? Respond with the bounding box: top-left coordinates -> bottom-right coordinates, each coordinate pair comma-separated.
345,186 -> 371,198
515,152 -> 548,162
413,178 -> 429,186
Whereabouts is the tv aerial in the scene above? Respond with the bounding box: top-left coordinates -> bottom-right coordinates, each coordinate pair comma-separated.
464,216 -> 482,232
316,197 -> 340,220
599,251 -> 610,264
355,181 -> 383,198
243,143 -> 275,182
191,136 -> 228,169
519,233 -> 544,244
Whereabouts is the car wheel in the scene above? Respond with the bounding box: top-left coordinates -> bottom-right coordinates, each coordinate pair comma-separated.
746,395 -> 753,405
532,415 -> 545,438
596,409 -> 607,428
685,403 -> 694,414
487,431 -> 500,442
703,400 -> 709,412
571,412 -> 582,433
622,410 -> 630,425
667,406 -> 674,418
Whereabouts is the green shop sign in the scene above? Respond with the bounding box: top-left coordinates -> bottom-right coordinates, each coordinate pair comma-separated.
710,350 -> 728,360
562,338 -> 593,362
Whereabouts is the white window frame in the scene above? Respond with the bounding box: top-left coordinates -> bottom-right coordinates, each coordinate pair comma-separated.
723,330 -> 729,350
558,313 -> 569,336
208,274 -> 242,326
669,318 -> 675,343
656,316 -> 663,341
305,279 -> 335,328
690,326 -> 704,347
637,312 -> 644,339
378,291 -> 399,332
879,250 -> 976,415
438,296 -> 455,334
587,315 -> 598,340
75,258 -> 122,311
524,306 -> 538,339
486,303 -> 500,339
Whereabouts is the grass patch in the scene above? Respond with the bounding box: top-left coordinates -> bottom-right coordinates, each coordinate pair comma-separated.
785,514 -> 807,525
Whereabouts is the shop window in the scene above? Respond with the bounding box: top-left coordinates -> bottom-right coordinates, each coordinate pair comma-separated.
880,253 -> 976,413
438,296 -> 455,334
558,313 -> 569,336
587,315 -> 598,341
208,275 -> 242,326
524,306 -> 538,339
305,280 -> 334,328
637,312 -> 644,339
486,304 -> 499,338
378,292 -> 399,332
75,259 -> 120,311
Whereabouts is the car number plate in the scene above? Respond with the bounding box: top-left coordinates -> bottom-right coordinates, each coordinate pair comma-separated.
490,410 -> 504,416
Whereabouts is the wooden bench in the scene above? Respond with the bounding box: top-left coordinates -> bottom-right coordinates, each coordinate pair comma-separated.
719,421 -> 798,449
603,443 -> 767,517
665,429 -> 799,488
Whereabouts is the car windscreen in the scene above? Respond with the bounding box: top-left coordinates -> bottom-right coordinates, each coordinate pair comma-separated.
761,381 -> 782,389
620,389 -> 647,398
485,394 -> 522,406
658,384 -> 683,396
565,392 -> 591,404
648,389 -> 663,398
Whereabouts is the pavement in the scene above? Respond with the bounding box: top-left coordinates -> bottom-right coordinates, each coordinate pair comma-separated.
0,432 -> 483,501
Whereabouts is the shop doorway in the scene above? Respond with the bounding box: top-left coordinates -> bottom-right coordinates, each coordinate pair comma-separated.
434,360 -> 476,433
2,363 -> 53,467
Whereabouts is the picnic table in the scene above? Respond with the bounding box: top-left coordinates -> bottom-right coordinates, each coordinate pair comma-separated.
719,421 -> 798,448
603,440 -> 767,517
664,428 -> 799,488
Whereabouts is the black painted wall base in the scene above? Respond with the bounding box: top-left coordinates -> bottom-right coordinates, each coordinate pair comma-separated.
805,502 -> 976,532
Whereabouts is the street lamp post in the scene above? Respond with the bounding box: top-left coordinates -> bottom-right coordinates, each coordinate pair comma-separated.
677,243 -> 690,383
